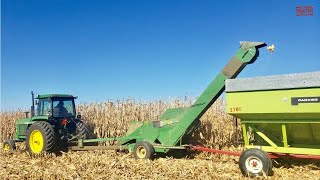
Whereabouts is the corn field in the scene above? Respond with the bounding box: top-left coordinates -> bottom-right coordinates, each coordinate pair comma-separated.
0,98 -> 239,148
1,98 -> 319,179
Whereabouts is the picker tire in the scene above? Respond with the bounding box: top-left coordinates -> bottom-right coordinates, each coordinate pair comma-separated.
26,121 -> 57,155
133,141 -> 154,160
3,139 -> 16,154
239,148 -> 272,177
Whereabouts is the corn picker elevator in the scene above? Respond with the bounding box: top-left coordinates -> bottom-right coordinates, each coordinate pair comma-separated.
68,41 -> 268,156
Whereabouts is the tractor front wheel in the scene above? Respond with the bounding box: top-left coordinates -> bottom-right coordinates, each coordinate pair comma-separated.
26,121 -> 56,155
133,141 -> 154,160
3,139 -> 16,154
239,148 -> 272,177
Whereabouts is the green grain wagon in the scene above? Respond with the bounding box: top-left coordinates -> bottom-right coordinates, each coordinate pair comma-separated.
226,71 -> 320,176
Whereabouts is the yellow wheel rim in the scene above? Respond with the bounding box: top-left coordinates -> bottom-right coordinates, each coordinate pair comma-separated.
4,144 -> 10,152
29,130 -> 44,154
136,146 -> 147,159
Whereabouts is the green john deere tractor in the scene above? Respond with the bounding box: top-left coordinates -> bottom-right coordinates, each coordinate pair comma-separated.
3,92 -> 88,155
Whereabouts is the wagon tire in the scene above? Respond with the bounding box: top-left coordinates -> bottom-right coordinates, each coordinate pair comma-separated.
3,139 -> 16,154
26,121 -> 57,155
239,148 -> 272,177
133,141 -> 154,160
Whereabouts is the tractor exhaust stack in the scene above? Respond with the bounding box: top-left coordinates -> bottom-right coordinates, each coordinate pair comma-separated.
31,91 -> 35,117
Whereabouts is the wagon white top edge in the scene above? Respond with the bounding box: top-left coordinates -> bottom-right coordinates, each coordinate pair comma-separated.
225,71 -> 320,92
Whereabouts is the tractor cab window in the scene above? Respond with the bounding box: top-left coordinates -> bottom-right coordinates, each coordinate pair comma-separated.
37,99 -> 51,116
52,98 -> 75,117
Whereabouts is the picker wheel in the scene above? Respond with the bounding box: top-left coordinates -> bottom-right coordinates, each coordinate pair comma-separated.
26,121 -> 57,155
3,139 -> 16,154
239,148 -> 272,177
133,141 -> 154,160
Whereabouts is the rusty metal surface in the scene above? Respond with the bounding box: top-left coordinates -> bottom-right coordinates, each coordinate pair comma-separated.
222,57 -> 244,78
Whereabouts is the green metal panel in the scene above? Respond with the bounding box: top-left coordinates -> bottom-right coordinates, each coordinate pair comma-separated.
241,122 -> 320,155
15,116 -> 49,141
225,68 -> 320,155
121,41 -> 267,149
229,86 -> 320,155
246,145 -> 320,156
247,122 -> 320,146
15,118 -> 32,140
281,124 -> 288,147
226,88 -> 320,120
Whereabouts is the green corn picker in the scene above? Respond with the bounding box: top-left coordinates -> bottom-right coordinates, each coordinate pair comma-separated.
3,41 -> 319,177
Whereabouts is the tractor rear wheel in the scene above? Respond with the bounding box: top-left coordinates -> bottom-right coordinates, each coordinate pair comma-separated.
26,121 -> 56,155
133,141 -> 154,160
76,121 -> 87,140
74,121 -> 98,146
3,139 -> 16,154
239,148 -> 272,177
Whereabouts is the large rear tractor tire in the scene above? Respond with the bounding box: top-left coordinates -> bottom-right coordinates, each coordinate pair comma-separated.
75,121 -> 98,146
26,121 -> 57,155
239,148 -> 272,177
133,141 -> 155,160
76,121 -> 87,140
3,139 -> 16,154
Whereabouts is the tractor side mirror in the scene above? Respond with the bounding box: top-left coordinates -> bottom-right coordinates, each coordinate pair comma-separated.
76,114 -> 81,120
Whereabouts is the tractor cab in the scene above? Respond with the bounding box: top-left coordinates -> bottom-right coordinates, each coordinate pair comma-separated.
36,94 -> 76,118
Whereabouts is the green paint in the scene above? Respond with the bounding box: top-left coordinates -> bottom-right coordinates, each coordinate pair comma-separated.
242,124 -> 249,146
227,85 -> 320,155
119,42 -> 266,150
281,124 -> 288,147
246,145 -> 320,156
226,88 -> 320,119
250,126 -> 278,148
14,95 -> 77,141
13,41 -> 268,155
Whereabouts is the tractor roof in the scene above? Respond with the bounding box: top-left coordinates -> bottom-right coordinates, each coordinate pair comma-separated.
36,94 -> 75,99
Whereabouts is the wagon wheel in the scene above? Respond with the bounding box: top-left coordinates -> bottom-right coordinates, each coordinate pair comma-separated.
239,148 -> 272,177
133,141 -> 154,160
3,139 -> 16,154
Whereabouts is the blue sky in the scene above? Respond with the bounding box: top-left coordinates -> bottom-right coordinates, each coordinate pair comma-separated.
1,0 -> 319,110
